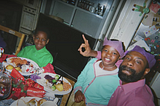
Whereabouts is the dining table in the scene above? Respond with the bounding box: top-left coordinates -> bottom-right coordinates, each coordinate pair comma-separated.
0,53 -> 75,106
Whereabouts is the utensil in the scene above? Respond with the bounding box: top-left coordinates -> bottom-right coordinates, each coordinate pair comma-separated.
61,76 -> 63,84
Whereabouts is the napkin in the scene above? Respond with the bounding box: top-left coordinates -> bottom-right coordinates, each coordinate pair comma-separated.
8,77 -> 46,100
27,87 -> 46,98
0,53 -> 17,63
43,63 -> 56,74
10,68 -> 25,81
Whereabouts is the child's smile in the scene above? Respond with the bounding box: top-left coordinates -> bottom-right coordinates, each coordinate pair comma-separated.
101,45 -> 120,70
33,31 -> 49,50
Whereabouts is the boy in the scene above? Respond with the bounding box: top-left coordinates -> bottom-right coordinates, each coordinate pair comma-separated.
17,27 -> 53,67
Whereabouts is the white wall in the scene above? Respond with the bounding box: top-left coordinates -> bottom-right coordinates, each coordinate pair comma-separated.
107,0 -> 151,49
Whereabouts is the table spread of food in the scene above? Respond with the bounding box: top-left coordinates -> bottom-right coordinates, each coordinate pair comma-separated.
0,56 -> 72,106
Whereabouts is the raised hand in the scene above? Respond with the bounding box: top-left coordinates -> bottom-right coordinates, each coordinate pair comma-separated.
78,34 -> 97,57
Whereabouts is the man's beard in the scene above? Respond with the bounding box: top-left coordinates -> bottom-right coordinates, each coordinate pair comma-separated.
118,65 -> 145,83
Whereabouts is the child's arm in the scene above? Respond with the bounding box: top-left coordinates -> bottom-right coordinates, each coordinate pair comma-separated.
73,59 -> 94,94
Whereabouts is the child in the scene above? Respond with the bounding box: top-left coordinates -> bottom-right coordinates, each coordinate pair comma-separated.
78,34 -> 123,67
17,27 -> 53,67
73,38 -> 125,106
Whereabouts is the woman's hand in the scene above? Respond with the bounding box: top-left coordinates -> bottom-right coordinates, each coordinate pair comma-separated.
78,34 -> 97,57
74,90 -> 85,103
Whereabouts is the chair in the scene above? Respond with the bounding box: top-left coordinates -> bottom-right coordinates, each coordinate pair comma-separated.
0,25 -> 25,55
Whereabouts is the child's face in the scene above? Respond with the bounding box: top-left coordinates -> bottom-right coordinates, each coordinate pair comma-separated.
101,45 -> 120,67
33,31 -> 49,50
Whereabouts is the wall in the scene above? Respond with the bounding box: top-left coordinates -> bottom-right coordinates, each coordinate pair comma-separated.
107,0 -> 152,49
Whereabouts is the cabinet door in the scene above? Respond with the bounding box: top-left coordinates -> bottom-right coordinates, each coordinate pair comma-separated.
72,9 -> 102,38
52,1 -> 75,24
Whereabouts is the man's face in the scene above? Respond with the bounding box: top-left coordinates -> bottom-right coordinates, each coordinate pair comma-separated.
118,51 -> 149,83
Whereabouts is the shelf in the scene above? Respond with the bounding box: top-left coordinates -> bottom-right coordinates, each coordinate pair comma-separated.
76,0 -> 106,17
76,7 -> 103,19
59,0 -> 76,6
57,0 -> 106,17
57,0 -> 75,8
50,0 -> 114,38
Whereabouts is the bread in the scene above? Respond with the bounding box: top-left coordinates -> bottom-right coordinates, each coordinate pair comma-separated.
15,67 -> 22,72
37,98 -> 47,106
27,98 -> 37,106
6,65 -> 14,70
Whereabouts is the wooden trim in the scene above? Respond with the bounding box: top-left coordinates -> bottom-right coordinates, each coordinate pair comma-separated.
0,25 -> 25,55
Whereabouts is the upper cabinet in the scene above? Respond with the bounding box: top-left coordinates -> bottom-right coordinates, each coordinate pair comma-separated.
11,0 -> 42,35
44,0 -> 118,39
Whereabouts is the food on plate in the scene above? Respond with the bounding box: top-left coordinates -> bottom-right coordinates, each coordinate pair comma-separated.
16,97 -> 47,106
63,82 -> 72,91
44,75 -> 61,85
10,57 -> 28,66
6,57 -> 42,75
37,98 -> 47,106
51,85 -> 56,91
54,75 -> 60,80
6,65 -> 14,70
15,67 -> 22,72
6,64 -> 22,72
55,83 -> 63,91
27,98 -> 37,106
43,74 -> 71,92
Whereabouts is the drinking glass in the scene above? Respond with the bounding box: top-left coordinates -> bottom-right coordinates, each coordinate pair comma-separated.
0,63 -> 12,100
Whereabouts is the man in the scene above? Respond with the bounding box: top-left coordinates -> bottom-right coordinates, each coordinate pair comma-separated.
107,45 -> 156,106
78,35 -> 156,106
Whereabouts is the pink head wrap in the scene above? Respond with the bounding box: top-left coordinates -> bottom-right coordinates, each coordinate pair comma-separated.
103,38 -> 124,58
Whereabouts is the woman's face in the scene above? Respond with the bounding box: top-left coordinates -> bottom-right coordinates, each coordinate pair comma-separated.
101,45 -> 120,67
33,31 -> 49,50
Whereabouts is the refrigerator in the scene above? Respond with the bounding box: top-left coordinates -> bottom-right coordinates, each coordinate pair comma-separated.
102,0 -> 160,105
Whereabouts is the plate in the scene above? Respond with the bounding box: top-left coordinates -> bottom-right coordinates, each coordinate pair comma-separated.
36,73 -> 72,95
4,57 -> 42,76
10,97 -> 57,106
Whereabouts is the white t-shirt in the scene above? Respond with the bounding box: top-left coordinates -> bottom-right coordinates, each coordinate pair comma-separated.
95,60 -> 118,76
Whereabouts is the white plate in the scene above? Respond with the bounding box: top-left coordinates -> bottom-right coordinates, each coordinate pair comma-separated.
10,97 -> 57,106
36,73 -> 72,95
5,57 -> 41,76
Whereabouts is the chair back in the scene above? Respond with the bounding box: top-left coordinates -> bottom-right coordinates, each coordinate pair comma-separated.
0,25 -> 25,55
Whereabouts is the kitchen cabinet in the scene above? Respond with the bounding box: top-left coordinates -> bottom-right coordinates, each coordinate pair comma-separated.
11,0 -> 42,35
10,0 -> 42,53
45,0 -> 117,39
